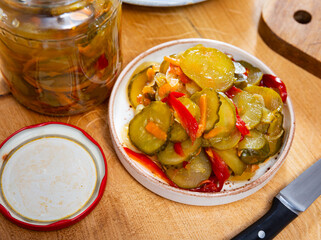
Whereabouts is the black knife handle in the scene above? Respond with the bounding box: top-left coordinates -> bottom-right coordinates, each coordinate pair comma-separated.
231,197 -> 298,240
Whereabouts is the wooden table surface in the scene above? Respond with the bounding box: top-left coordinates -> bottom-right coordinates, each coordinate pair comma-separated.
0,0 -> 320,239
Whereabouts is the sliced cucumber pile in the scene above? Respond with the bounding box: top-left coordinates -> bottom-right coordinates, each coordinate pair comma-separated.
126,44 -> 286,190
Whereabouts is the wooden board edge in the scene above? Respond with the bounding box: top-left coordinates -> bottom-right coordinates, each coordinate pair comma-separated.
258,14 -> 321,79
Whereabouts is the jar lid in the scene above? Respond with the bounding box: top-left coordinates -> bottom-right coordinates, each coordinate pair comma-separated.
0,122 -> 107,231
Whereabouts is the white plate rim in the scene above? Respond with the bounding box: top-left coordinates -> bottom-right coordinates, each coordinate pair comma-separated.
123,0 -> 206,7
108,38 -> 295,205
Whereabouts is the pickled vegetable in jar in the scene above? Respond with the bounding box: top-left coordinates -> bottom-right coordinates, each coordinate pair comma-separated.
0,0 -> 122,116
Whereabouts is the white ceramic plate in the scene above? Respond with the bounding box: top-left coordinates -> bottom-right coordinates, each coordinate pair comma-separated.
123,0 -> 206,7
0,122 -> 107,230
108,38 -> 295,206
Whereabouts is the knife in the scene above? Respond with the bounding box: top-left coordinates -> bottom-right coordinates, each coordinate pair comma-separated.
232,158 -> 321,240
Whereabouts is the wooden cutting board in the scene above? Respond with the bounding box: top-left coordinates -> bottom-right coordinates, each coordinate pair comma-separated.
259,0 -> 321,78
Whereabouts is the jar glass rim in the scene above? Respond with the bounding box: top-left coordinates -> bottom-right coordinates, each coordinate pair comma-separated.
3,0 -> 82,8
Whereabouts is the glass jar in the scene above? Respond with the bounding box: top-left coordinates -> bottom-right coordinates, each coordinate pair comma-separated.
0,0 -> 121,116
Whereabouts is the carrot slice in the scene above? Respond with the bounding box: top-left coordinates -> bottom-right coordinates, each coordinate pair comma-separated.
146,67 -> 155,81
196,94 -> 207,138
158,83 -> 172,98
203,127 -> 225,139
145,121 -> 167,141
164,56 -> 180,66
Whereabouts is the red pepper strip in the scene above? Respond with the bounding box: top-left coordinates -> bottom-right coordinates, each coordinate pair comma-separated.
167,92 -> 199,142
244,68 -> 249,77
95,53 -> 109,70
124,148 -> 177,187
225,86 -> 242,99
205,148 -> 230,191
260,74 -> 287,102
182,161 -> 189,169
174,142 -> 184,157
179,73 -> 191,84
190,175 -> 220,192
161,91 -> 185,103
233,102 -> 250,136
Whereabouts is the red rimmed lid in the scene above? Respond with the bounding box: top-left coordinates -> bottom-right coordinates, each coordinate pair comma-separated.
0,122 -> 107,231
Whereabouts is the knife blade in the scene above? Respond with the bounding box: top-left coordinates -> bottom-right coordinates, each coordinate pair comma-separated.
231,158 -> 321,240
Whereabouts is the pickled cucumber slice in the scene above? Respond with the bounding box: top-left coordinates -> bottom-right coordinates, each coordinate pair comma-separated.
211,127 -> 242,150
239,130 -> 270,164
128,101 -> 171,155
180,45 -> 235,91
216,93 -> 237,135
175,97 -> 201,122
238,61 -> 263,86
266,132 -> 284,156
160,54 -> 178,74
160,59 -> 170,74
255,122 -> 269,134
203,93 -> 236,139
244,86 -> 283,112
233,91 -> 263,129
157,138 -> 202,165
255,107 -> 278,134
169,121 -> 189,142
265,113 -> 284,156
215,149 -> 246,175
261,107 -> 275,124
266,113 -> 284,138
233,61 -> 248,89
191,88 -> 221,132
128,65 -> 154,108
132,62 -> 159,77
164,150 -> 212,189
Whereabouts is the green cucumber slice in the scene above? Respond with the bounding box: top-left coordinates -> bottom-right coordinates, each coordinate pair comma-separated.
191,88 -> 221,132
211,127 -> 242,150
266,113 -> 284,138
233,91 -> 263,129
266,132 -> 284,156
215,148 -> 246,176
169,121 -> 189,142
204,93 -> 236,139
244,85 -> 283,112
128,101 -> 171,155
157,137 -> 202,165
164,150 -> 212,189
238,60 -> 263,86
239,130 -> 270,164
128,65 -> 154,108
180,45 -> 235,91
